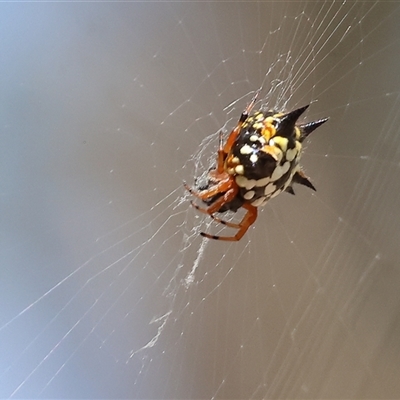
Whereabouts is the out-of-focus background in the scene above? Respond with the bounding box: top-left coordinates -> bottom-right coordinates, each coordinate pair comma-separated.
2,2 -> 400,398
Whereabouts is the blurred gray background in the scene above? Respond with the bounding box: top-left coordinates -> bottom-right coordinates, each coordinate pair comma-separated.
1,2 -> 400,398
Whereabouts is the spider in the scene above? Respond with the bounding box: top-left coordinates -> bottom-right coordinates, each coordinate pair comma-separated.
184,92 -> 328,241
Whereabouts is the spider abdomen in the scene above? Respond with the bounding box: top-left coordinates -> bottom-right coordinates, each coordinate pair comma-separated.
227,111 -> 302,207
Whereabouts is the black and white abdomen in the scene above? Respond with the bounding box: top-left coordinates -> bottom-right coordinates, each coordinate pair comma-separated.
231,126 -> 302,207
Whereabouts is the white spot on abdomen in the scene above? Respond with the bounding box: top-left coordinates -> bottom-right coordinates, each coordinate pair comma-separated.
235,165 -> 244,174
251,196 -> 266,207
270,136 -> 288,152
255,176 -> 271,187
243,190 -> 255,200
236,175 -> 247,187
250,154 -> 258,163
258,137 -> 266,145
271,188 -> 283,198
271,161 -> 291,181
264,183 -> 276,195
236,176 -> 256,190
286,147 -> 297,162
232,156 -> 240,164
240,144 -> 253,155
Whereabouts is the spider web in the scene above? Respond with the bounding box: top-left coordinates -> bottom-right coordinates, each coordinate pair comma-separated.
1,1 -> 400,398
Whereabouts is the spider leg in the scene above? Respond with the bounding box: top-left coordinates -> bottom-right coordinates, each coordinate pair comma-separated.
223,90 -> 259,155
190,201 -> 240,228
216,130 -> 226,174
189,184 -> 238,215
183,174 -> 233,201
200,203 -> 258,241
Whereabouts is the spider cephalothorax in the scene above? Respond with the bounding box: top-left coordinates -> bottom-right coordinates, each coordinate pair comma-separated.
184,93 -> 328,241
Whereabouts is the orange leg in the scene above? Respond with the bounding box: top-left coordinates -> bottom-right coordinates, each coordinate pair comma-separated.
183,176 -> 233,202
200,203 -> 258,241
188,184 -> 238,215
216,131 -> 226,174
223,90 -> 259,155
190,202 -> 241,228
